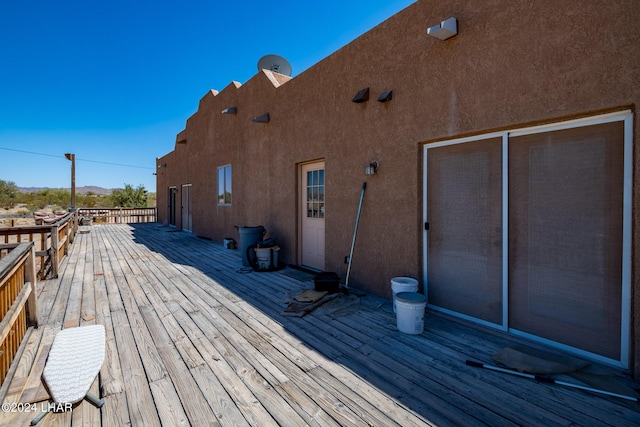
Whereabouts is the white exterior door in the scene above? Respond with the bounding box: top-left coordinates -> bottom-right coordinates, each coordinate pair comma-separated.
181,184 -> 192,232
300,162 -> 325,270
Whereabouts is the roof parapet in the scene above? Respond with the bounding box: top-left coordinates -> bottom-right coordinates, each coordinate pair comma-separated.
198,89 -> 220,109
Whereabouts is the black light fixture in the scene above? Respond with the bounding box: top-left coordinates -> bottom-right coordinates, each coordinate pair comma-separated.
352,87 -> 369,103
365,161 -> 378,176
252,113 -> 270,123
221,107 -> 237,114
377,90 -> 393,102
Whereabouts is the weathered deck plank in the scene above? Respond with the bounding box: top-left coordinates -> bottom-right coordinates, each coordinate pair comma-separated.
1,223 -> 639,427
109,308 -> 161,426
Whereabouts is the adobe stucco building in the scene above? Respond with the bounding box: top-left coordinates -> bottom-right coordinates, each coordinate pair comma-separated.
157,1 -> 640,376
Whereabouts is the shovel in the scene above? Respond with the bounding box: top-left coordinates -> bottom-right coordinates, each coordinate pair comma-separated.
344,182 -> 366,293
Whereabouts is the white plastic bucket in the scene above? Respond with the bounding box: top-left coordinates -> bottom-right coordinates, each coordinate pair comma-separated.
271,246 -> 280,269
391,277 -> 419,313
395,292 -> 426,334
255,247 -> 271,269
255,246 -> 280,270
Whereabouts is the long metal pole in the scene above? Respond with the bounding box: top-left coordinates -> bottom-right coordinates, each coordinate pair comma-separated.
466,360 -> 639,402
345,182 -> 366,289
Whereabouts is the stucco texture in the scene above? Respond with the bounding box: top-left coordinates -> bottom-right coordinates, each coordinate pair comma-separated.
157,0 -> 640,375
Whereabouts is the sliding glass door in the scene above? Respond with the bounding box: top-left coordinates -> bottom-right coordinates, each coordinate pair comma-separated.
426,137 -> 503,325
508,121 -> 625,361
424,111 -> 631,366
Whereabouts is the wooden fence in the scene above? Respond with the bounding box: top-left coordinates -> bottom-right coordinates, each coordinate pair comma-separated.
0,242 -> 38,387
78,207 -> 156,224
0,211 -> 78,279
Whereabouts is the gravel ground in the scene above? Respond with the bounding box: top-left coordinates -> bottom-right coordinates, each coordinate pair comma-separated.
0,208 -> 37,227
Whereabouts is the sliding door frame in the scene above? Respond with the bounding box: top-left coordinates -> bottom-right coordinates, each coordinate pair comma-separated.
423,110 -> 632,367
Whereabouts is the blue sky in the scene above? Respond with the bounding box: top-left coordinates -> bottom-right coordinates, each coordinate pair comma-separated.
0,0 -> 414,192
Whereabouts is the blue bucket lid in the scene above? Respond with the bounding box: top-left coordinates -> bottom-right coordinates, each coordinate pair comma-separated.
395,291 -> 426,303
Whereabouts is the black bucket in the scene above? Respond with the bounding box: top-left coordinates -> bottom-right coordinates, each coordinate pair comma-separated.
314,272 -> 340,294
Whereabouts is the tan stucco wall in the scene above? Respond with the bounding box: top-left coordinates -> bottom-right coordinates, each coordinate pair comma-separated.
157,0 -> 640,375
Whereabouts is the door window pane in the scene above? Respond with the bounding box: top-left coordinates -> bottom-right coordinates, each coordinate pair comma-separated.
306,167 -> 325,218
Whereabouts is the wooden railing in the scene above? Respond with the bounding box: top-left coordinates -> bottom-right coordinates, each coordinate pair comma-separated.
78,207 -> 156,224
0,208 -> 154,278
0,211 -> 78,279
0,242 -> 38,387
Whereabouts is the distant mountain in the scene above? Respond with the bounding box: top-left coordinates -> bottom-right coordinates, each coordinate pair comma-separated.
18,186 -> 117,195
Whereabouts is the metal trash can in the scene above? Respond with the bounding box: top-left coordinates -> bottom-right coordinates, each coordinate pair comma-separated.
237,226 -> 265,266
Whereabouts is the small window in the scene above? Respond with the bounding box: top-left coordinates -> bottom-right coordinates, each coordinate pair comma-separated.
217,165 -> 232,205
306,168 -> 324,218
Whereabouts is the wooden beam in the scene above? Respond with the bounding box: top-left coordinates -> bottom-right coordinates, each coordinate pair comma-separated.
24,245 -> 38,327
0,243 -> 30,284
50,225 -> 59,279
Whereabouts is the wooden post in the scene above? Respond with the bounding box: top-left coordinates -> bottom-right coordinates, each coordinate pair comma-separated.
24,243 -> 38,327
68,211 -> 74,244
65,153 -> 76,209
50,226 -> 59,279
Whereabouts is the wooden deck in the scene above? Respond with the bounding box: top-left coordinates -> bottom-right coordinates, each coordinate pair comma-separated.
1,223 -> 639,426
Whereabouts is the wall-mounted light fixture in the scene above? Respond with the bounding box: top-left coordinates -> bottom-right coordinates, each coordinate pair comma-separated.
427,17 -> 458,40
377,90 -> 393,102
252,113 -> 270,123
221,107 -> 237,114
365,161 -> 378,176
352,87 -> 370,103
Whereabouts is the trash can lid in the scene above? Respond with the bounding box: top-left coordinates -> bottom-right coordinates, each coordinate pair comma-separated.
238,225 -> 266,233
391,277 -> 419,285
395,292 -> 426,303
